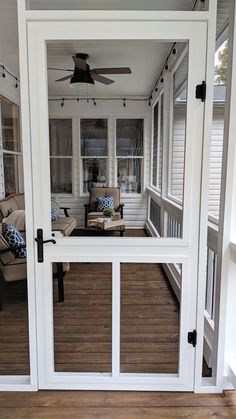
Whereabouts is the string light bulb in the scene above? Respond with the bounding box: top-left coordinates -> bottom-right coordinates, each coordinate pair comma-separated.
15,78 -> 18,88
123,99 -> 126,108
61,98 -> 64,107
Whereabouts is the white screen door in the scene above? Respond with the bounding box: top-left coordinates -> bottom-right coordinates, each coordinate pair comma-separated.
27,15 -> 207,391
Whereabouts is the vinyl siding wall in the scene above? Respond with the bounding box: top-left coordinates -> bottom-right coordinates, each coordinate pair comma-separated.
169,103 -> 224,218
208,105 -> 224,218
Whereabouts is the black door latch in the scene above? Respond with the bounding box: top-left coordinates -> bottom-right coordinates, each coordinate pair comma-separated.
195,81 -> 206,102
35,228 -> 56,263
188,330 -> 197,347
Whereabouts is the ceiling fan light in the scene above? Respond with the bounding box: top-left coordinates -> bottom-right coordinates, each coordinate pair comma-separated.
70,67 -> 94,86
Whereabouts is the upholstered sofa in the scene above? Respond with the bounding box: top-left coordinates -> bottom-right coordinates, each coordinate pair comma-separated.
84,187 -> 124,227
0,228 -> 69,309
0,193 -> 75,309
0,193 -> 76,236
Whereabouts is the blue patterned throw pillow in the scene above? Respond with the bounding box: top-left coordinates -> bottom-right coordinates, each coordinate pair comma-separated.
96,196 -> 114,212
51,208 -> 57,222
2,223 -> 27,258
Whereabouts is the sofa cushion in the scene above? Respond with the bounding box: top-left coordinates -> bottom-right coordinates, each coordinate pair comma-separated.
52,217 -> 76,236
1,258 -> 27,282
12,193 -> 25,210
2,223 -> 27,258
96,196 -> 114,212
0,197 -> 18,219
3,210 -> 26,232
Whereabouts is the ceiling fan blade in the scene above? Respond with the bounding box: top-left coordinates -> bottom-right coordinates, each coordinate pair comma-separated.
92,73 -> 114,85
55,74 -> 73,82
48,67 -> 74,72
73,56 -> 87,70
91,67 -> 132,75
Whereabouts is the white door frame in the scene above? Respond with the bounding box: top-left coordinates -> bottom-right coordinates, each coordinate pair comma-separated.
12,1 -> 219,392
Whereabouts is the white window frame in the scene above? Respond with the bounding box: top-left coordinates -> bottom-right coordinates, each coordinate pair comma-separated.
79,117 -> 109,197
0,95 -> 23,197
49,117 -> 74,197
115,116 -> 144,196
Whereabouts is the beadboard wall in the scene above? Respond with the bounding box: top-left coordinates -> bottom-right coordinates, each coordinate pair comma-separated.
49,99 -> 152,228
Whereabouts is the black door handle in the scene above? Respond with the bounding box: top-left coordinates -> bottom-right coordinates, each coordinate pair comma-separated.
35,228 -> 56,263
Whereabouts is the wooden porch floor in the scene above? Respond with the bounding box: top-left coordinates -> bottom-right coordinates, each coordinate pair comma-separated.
0,228 -> 209,377
0,390 -> 236,418
53,262 -> 179,374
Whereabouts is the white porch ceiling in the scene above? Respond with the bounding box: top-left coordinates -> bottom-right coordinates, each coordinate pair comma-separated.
28,0 -> 195,11
0,0 -> 231,95
47,40 -> 173,98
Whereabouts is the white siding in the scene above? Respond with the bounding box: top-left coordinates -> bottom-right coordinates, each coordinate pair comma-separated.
170,105 -> 185,202
49,100 -> 151,228
208,105 -> 224,218
169,103 -> 224,219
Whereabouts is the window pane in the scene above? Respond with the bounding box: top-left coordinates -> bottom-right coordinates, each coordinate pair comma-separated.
170,53 -> 188,203
3,154 -> 19,196
1,97 -> 20,152
152,103 -> 158,187
50,158 -> 72,193
117,158 -> 141,194
116,119 -> 143,156
81,119 -> 108,156
82,158 -> 107,194
49,119 -> 72,156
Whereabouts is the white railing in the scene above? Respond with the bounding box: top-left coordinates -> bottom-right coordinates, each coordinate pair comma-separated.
167,213 -> 182,238
146,186 -> 219,365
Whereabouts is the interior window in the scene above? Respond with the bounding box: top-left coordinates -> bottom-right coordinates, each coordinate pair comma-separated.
116,119 -> 143,194
80,119 -> 108,194
49,118 -> 73,194
1,96 -> 22,197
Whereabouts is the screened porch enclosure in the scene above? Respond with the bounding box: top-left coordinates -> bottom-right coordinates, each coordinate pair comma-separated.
47,39 -> 189,237
3,0 -> 235,393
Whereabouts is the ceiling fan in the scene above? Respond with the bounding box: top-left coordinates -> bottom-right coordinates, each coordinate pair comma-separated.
48,53 -> 132,86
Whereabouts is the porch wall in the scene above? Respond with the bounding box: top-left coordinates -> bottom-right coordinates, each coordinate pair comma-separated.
49,99 -> 151,228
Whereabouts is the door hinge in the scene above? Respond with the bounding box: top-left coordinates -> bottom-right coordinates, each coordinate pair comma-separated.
188,330 -> 197,347
195,81 -> 206,102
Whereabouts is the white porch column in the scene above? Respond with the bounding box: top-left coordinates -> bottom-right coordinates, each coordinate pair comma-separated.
213,0 -> 236,390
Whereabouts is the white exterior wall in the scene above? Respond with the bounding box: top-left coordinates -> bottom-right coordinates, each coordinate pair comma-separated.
49,99 -> 151,228
208,105 -> 224,219
170,103 -> 224,218
170,104 -> 185,202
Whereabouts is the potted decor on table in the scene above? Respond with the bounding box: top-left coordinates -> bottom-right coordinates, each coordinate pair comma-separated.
103,207 -> 115,221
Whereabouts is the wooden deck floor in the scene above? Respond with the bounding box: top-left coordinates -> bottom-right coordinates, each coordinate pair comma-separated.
54,262 -> 179,374
0,228 -> 209,378
0,390 -> 236,418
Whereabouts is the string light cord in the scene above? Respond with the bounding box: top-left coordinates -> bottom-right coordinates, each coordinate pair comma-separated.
0,65 -> 20,87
